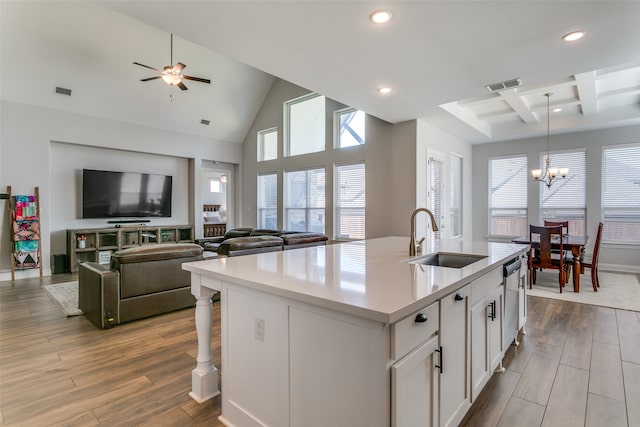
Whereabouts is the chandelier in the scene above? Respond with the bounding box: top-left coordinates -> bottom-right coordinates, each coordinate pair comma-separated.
531,92 -> 568,188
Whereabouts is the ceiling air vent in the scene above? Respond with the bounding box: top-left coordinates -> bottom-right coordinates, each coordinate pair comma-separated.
200,119 -> 211,126
485,78 -> 522,92
55,86 -> 72,96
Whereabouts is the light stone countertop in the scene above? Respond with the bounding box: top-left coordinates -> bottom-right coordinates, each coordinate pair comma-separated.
183,236 -> 528,324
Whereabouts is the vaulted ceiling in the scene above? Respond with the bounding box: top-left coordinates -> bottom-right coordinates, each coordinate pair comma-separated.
2,1 -> 640,145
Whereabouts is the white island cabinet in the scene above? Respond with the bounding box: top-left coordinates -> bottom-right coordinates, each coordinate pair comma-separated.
183,237 -> 528,427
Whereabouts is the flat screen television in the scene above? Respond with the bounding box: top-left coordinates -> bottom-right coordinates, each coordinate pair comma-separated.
82,169 -> 172,218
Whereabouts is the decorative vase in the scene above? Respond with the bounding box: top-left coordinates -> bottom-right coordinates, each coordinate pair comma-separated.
78,240 -> 86,249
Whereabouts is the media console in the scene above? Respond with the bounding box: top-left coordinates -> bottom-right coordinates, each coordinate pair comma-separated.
66,225 -> 194,272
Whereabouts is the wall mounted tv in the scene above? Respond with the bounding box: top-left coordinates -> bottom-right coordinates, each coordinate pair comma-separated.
82,169 -> 172,218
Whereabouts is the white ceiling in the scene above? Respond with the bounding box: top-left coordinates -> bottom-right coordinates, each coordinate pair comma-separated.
2,1 -> 640,145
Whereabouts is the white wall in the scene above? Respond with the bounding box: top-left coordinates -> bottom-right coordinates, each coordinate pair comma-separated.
1,100 -> 242,279
472,124 -> 640,271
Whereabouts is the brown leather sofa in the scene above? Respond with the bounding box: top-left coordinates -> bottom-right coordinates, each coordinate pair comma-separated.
200,228 -> 328,257
78,243 -> 203,329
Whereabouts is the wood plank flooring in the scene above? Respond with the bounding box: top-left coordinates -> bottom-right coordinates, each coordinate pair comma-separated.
1,273 -> 638,426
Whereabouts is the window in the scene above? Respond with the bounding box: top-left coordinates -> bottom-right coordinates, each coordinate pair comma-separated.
489,155 -> 528,237
284,168 -> 325,233
209,179 -> 221,193
602,144 -> 640,243
257,128 -> 277,162
257,173 -> 277,229
450,154 -> 463,238
285,94 -> 325,157
335,108 -> 365,148
540,150 -> 586,236
335,163 -> 365,240
428,152 -> 444,240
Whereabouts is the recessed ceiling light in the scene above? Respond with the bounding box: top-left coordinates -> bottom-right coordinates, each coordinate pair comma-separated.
562,31 -> 585,42
370,10 -> 392,24
552,107 -> 562,113
378,87 -> 392,94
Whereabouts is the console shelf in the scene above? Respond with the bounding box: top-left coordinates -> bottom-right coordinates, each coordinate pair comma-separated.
67,225 -> 194,272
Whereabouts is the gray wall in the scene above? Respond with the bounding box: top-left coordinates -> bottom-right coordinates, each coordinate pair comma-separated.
472,124 -> 640,272
240,78 -> 473,241
1,100 -> 242,280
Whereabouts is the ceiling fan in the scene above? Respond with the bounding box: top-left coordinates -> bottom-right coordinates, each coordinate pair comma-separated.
133,34 -> 211,90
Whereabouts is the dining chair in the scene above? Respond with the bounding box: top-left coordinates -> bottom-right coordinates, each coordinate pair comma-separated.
543,220 -> 569,236
568,222 -> 602,292
529,225 -> 566,292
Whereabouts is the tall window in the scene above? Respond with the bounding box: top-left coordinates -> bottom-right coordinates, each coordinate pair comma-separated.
335,108 -> 365,148
257,128 -> 277,161
540,150 -> 586,236
285,93 -> 325,157
257,173 -> 277,229
284,168 -> 325,233
335,163 -> 365,240
602,144 -> 640,243
450,154 -> 463,238
489,155 -> 528,237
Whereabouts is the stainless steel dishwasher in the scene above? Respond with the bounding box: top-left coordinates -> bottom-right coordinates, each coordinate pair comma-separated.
503,255 -> 526,347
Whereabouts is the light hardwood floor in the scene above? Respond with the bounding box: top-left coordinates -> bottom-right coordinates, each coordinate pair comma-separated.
1,273 -> 639,426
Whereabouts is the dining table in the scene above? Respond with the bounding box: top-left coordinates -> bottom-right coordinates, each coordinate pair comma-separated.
512,234 -> 589,292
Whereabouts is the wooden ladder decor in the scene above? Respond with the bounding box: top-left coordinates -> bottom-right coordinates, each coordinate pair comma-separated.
7,186 -> 43,282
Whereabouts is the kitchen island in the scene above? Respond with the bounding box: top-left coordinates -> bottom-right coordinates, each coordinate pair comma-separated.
183,236 -> 528,427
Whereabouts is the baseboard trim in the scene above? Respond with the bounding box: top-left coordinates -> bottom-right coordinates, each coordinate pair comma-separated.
600,263 -> 640,274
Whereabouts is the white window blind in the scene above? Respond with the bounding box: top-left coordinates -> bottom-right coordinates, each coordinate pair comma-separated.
428,155 -> 444,240
257,128 -> 277,162
286,94 -> 325,157
489,155 -> 528,237
602,144 -> 640,243
284,168 -> 325,233
540,150 -> 586,236
257,173 -> 277,229
450,154 -> 463,238
335,163 -> 365,240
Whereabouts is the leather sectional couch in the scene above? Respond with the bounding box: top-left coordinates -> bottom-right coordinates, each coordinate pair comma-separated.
200,228 -> 328,257
78,243 -> 203,329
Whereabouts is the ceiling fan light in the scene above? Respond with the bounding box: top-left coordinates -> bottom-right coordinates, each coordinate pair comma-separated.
161,73 -> 181,85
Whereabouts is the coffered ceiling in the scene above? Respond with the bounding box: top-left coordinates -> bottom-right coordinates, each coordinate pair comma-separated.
2,1 -> 640,144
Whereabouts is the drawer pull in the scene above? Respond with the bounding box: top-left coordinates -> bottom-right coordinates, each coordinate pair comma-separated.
414,312 -> 428,323
454,293 -> 464,301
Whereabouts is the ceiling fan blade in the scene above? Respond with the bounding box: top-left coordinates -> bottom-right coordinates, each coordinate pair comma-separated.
140,76 -> 162,82
177,81 -> 188,91
182,75 -> 211,84
174,62 -> 186,72
133,62 -> 161,72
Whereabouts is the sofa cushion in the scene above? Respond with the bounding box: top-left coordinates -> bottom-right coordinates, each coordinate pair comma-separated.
250,228 -> 282,236
110,243 -> 203,265
281,232 -> 329,246
217,235 -> 283,256
223,228 -> 254,239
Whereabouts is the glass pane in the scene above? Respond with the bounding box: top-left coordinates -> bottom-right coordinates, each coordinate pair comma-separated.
288,95 -> 325,156
285,208 -> 306,231
284,168 -> 325,233
450,155 -> 462,237
258,128 -> 278,162
489,156 -> 527,236
338,110 -> 365,148
335,163 -> 365,239
257,174 -> 277,228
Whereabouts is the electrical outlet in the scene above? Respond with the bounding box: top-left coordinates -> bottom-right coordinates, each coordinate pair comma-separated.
254,317 -> 265,342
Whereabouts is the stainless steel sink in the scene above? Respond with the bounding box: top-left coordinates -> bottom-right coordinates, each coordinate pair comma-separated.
407,252 -> 487,268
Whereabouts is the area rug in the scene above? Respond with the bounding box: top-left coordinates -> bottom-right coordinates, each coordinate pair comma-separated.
528,270 -> 640,312
43,281 -> 83,317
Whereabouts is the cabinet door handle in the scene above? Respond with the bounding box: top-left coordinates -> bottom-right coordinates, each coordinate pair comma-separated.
435,346 -> 443,374
415,312 -> 428,323
454,293 -> 464,301
488,300 -> 496,321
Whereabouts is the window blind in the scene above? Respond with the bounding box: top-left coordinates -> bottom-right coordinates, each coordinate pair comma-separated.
450,155 -> 463,238
540,150 -> 586,236
489,155 -> 528,237
602,144 -> 640,243
335,163 -> 365,240
428,156 -> 444,240
257,173 -> 277,229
